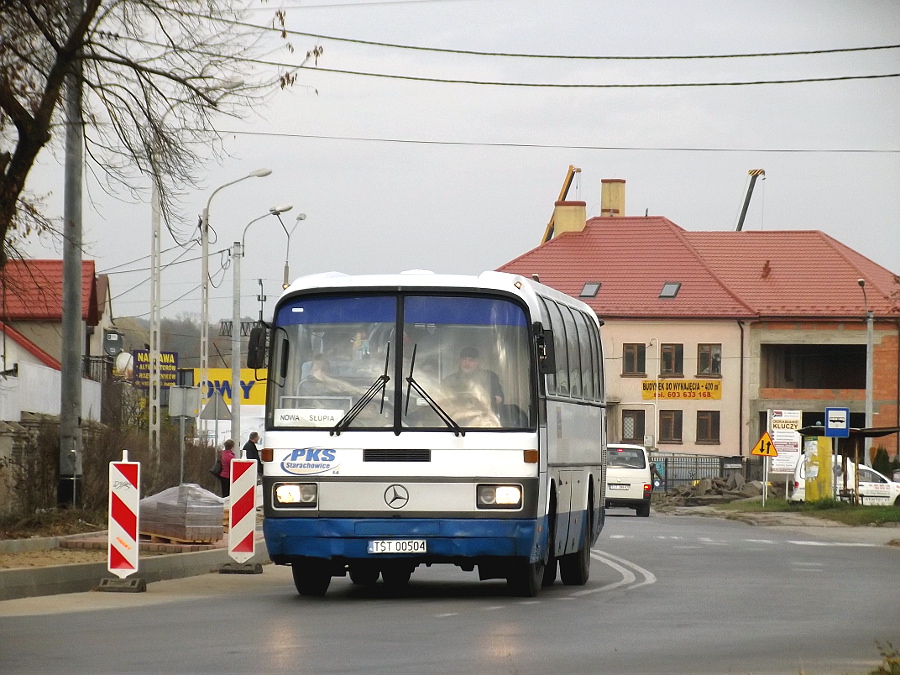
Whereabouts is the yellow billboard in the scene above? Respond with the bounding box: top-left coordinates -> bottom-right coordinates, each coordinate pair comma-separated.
193,368 -> 267,405
642,379 -> 721,400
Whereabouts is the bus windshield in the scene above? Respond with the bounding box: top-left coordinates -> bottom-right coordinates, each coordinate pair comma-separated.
268,293 -> 534,431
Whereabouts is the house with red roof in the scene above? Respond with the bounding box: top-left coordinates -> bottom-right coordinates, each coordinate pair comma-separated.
499,180 -> 899,462
0,259 -> 112,422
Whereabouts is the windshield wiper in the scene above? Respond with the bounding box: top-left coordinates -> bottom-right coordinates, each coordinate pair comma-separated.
404,345 -> 464,437
331,344 -> 391,436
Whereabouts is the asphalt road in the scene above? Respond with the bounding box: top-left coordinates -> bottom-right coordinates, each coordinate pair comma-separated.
1,511 -> 897,674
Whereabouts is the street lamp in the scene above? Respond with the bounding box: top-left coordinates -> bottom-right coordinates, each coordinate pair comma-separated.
858,278 -> 874,466
231,204 -> 292,451
200,167 -> 272,444
276,211 -> 307,289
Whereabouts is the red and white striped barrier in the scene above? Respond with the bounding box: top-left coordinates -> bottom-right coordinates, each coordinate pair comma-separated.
107,451 -> 140,579
228,459 -> 257,564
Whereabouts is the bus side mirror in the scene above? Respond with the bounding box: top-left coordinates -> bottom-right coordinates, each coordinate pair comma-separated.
247,326 -> 267,369
536,329 -> 556,375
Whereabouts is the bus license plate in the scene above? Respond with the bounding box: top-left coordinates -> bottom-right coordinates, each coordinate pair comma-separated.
608,484 -> 629,490
367,539 -> 426,554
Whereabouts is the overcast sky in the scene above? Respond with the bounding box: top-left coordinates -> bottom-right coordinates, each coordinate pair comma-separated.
22,0 -> 900,325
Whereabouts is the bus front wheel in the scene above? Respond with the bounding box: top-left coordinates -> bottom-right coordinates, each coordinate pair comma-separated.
292,559 -> 332,596
508,557 -> 544,597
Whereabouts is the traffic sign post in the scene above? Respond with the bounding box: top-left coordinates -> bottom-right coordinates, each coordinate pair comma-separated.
99,450 -> 147,593
220,459 -> 262,574
751,432 -> 778,507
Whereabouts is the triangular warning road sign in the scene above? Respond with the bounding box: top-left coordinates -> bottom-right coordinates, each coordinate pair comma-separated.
751,431 -> 778,457
199,391 -> 231,421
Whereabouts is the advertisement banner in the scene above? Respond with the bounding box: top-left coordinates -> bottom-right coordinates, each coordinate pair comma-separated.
769,409 -> 802,473
193,368 -> 267,406
641,379 -> 721,400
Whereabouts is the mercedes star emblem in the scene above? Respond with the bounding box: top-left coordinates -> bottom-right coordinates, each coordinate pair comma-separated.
384,484 -> 410,509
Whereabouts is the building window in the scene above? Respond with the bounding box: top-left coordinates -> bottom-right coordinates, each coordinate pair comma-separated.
579,282 -> 601,298
659,410 -> 683,443
698,344 -> 722,376
697,410 -> 720,443
623,343 -> 646,375
622,410 -> 645,443
660,343 -> 683,376
659,282 -> 681,298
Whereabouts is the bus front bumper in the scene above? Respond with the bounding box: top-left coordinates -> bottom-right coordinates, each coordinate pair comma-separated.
263,517 -> 544,562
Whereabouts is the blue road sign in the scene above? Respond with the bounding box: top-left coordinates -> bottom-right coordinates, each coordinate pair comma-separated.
824,407 -> 850,438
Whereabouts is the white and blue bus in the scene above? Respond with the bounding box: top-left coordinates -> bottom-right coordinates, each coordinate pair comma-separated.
248,270 -> 607,596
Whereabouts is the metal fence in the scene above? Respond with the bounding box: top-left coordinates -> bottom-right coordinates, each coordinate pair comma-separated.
82,355 -> 113,383
649,453 -> 764,491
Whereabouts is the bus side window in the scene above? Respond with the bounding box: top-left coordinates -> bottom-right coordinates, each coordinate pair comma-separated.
576,311 -> 594,400
545,299 -> 568,395
563,306 -> 582,399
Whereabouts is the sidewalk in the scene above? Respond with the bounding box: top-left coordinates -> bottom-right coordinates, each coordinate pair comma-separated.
0,529 -> 269,602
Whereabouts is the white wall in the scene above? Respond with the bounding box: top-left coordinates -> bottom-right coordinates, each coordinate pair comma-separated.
0,361 -> 101,422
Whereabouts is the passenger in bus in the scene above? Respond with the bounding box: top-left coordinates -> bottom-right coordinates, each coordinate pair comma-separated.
298,355 -> 354,396
442,346 -> 504,409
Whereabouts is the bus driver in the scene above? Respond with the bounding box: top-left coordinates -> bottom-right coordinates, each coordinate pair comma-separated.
442,346 -> 504,410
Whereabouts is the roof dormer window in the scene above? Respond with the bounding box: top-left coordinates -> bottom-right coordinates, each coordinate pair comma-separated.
579,282 -> 601,298
659,282 -> 681,298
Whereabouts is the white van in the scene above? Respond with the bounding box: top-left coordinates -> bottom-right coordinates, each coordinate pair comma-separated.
789,455 -> 900,505
605,444 -> 653,517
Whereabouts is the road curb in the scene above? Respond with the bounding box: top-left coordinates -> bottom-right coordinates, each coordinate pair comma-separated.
0,540 -> 269,602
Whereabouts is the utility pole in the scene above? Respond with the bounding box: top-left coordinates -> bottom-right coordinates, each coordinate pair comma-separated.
60,0 -> 84,505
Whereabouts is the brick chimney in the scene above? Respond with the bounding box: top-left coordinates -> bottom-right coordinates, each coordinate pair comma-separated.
601,179 -> 625,217
551,200 -> 587,236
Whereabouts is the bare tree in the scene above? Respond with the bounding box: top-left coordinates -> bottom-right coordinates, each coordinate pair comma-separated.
0,0 -> 311,267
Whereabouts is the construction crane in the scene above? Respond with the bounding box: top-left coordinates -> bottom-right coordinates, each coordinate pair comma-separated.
735,169 -> 765,232
541,165 -> 581,244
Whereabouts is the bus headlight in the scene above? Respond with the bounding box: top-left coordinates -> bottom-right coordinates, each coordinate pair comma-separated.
476,484 -> 522,509
274,483 -> 317,507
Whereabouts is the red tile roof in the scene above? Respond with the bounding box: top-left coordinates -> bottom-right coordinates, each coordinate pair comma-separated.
0,260 -> 100,324
498,217 -> 899,320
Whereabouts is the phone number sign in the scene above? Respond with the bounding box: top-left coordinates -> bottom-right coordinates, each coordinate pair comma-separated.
642,379 -> 721,400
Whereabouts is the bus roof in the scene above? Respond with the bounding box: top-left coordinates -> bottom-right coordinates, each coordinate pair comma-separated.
277,270 -> 597,320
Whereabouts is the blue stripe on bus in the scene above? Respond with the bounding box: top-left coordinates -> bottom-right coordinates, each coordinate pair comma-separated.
275,295 -> 527,327
263,516 -> 547,561
404,296 -> 527,326
277,295 -> 396,325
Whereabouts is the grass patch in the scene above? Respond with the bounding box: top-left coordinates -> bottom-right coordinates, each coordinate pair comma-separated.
716,498 -> 900,526
0,508 -> 107,540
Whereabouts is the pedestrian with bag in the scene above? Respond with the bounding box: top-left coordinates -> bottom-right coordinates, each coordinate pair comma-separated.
218,439 -> 236,497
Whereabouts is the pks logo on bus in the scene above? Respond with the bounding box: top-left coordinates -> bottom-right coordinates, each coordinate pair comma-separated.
281,448 -> 339,475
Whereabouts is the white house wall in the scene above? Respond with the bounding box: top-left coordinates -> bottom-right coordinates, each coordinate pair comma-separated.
0,362 -> 101,423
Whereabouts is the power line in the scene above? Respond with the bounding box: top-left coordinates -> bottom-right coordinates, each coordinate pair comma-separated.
119,32 -> 900,89
297,65 -> 900,88
216,128 -> 900,154
196,10 -> 900,61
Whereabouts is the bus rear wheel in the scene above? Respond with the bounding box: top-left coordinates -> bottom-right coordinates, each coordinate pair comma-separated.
292,559 -> 332,596
508,557 -> 544,597
560,506 -> 592,586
